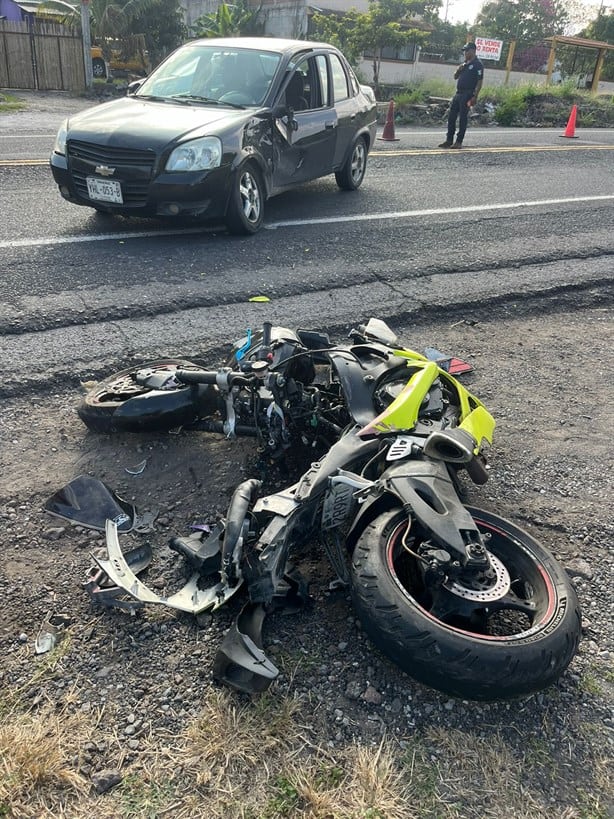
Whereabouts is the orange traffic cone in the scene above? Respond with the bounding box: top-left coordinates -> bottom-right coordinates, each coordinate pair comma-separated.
378,99 -> 400,142
560,104 -> 578,139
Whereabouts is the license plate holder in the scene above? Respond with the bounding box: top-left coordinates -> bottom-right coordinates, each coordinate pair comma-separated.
86,176 -> 123,204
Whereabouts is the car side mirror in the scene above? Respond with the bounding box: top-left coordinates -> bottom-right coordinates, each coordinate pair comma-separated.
256,105 -> 298,130
126,79 -> 144,96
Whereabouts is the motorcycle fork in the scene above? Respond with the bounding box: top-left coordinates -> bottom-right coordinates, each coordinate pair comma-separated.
382,459 -> 488,568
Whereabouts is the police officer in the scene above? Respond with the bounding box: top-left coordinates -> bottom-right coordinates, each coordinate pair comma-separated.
439,42 -> 484,149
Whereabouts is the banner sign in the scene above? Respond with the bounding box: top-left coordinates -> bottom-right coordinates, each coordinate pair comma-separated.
475,37 -> 503,61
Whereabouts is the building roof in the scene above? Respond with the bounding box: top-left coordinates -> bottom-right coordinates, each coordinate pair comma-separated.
546,35 -> 614,51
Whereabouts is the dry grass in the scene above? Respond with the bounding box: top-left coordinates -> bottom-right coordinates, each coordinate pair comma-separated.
1,679 -> 611,819
0,700 -> 94,818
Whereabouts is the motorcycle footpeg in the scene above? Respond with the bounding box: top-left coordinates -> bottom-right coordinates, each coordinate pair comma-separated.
213,602 -> 279,694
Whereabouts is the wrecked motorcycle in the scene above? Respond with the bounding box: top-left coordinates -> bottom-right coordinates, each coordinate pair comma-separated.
75,319 -> 581,700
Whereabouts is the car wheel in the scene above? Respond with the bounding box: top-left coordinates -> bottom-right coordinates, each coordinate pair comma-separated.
92,58 -> 107,79
335,136 -> 368,191
225,164 -> 264,235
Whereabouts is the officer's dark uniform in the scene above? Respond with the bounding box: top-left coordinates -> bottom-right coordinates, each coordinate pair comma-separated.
441,45 -> 484,147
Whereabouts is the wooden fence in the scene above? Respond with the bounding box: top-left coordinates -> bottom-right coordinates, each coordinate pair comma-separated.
0,20 -> 85,92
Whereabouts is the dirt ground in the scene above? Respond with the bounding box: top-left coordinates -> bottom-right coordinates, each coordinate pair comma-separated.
1,299 -> 613,818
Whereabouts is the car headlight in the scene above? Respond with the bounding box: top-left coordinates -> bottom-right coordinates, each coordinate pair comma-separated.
165,137 -> 222,172
53,120 -> 68,155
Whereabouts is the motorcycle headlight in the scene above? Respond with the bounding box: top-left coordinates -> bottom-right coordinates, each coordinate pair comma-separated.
165,137 -> 222,172
53,120 -> 68,155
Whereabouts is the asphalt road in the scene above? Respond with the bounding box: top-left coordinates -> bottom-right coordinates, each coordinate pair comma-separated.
1,98 -> 613,396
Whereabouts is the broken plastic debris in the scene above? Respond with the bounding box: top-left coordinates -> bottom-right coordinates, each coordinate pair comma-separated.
248,296 -> 270,303
125,459 -> 147,475
34,613 -> 71,654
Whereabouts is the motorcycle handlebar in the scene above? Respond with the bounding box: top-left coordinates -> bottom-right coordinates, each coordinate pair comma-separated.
174,369 -> 254,388
262,321 -> 272,348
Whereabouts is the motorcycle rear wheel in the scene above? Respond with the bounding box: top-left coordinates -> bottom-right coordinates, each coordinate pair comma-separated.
78,359 -> 201,433
351,506 -> 581,700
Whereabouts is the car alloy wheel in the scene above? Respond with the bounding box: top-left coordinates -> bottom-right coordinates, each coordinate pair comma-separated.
335,137 -> 368,191
350,140 -> 366,185
226,165 -> 264,235
240,170 -> 261,224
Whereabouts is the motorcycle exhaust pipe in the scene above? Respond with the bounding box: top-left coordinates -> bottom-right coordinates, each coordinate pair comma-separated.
423,428 -> 476,464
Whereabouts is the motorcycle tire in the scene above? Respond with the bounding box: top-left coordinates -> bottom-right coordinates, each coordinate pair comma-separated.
78,359 -> 202,433
351,506 -> 581,701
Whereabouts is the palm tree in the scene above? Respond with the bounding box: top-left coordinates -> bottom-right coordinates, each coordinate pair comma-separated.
42,0 -> 159,45
191,1 -> 264,39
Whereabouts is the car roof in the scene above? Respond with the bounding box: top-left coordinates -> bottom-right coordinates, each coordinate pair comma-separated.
188,37 -> 335,55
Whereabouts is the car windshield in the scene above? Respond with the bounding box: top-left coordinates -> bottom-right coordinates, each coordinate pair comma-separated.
136,45 -> 282,107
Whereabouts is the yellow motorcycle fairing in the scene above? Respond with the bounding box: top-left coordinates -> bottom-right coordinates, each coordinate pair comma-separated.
357,355 -> 495,453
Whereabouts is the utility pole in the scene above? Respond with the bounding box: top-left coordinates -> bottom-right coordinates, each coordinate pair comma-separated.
81,0 -> 93,90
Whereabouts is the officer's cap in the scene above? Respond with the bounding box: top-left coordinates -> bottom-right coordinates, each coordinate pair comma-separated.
462,42 -> 477,51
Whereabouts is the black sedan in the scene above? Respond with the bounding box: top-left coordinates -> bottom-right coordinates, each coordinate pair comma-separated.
50,37 -> 377,234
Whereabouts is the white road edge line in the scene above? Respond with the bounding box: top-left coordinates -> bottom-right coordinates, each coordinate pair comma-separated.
265,195 -> 614,229
1,195 -> 613,248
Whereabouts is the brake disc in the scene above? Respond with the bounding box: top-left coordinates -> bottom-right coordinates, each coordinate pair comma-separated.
444,553 -> 511,602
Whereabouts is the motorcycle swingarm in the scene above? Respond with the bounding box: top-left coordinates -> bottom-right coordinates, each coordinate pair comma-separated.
95,520 -> 243,614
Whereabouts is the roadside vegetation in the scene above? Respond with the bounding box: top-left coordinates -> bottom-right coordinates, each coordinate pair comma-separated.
0,92 -> 25,113
1,653 -> 611,818
386,80 -> 614,127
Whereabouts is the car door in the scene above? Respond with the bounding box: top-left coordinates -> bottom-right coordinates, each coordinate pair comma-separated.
272,53 -> 338,188
330,53 -> 363,168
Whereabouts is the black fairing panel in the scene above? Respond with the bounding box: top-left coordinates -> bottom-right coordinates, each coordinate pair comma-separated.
112,387 -> 202,431
328,349 -> 407,427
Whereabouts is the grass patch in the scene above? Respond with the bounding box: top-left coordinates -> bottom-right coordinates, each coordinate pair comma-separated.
0,92 -> 25,113
388,79 -> 614,127
0,701 -> 96,817
2,663 -> 612,818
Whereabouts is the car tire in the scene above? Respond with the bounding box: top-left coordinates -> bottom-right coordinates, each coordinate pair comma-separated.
92,58 -> 107,79
225,164 -> 265,235
335,136 -> 368,191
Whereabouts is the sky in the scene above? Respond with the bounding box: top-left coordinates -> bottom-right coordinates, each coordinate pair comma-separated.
440,0 -> 611,27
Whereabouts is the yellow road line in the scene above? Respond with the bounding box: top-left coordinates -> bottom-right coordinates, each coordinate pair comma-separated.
372,145 -> 614,156
0,158 -> 48,166
1,145 -> 613,167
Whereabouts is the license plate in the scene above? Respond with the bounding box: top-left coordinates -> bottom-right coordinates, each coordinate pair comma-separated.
86,176 -> 123,204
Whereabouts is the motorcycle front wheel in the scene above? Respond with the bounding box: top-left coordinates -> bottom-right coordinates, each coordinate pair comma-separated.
351,506 -> 581,700
78,359 -> 203,433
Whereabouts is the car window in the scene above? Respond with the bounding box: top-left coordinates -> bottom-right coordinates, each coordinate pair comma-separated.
137,45 -> 281,105
330,54 -> 349,102
347,66 -> 360,96
316,55 -> 330,107
283,56 -> 330,111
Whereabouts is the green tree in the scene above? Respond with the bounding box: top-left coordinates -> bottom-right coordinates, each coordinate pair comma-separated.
421,18 -> 476,61
577,10 -> 614,80
191,1 -> 264,39
42,0 -> 167,66
311,0 -> 441,93
43,0 -> 160,40
128,0 -> 187,66
474,0 -> 570,70
581,9 -> 614,41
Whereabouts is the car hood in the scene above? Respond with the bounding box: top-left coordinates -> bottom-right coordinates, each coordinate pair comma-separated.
66,96 -> 249,150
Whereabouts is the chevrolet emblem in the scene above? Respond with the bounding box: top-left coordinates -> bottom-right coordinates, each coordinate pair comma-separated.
95,165 -> 116,177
